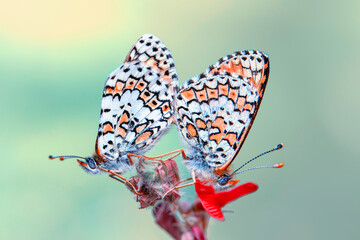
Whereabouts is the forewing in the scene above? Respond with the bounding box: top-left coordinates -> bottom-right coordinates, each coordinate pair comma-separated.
96,34 -> 178,160
184,50 -> 269,97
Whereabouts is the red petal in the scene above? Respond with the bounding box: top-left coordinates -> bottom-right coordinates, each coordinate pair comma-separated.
195,181 -> 259,221
200,199 -> 224,221
215,182 -> 258,208
194,181 -> 225,221
194,180 -> 215,196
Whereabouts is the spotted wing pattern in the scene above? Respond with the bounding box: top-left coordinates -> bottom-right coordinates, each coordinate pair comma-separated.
183,50 -> 269,97
176,50 -> 269,172
96,34 -> 178,162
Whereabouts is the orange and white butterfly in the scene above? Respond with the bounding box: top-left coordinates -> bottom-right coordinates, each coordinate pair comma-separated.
50,34 -> 178,191
173,50 -> 283,188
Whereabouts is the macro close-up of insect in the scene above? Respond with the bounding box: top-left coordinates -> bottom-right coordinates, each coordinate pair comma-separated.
46,32 -> 289,240
2,1 -> 359,240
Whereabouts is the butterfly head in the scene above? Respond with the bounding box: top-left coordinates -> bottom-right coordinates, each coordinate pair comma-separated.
77,157 -> 100,175
217,173 -> 232,186
49,155 -> 100,175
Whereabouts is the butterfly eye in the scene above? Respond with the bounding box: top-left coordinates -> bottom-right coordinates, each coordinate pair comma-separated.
217,174 -> 231,186
86,158 -> 97,169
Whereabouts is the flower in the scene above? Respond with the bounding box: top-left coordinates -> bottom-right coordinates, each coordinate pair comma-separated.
106,155 -> 259,238
194,180 -> 259,221
129,157 -> 181,208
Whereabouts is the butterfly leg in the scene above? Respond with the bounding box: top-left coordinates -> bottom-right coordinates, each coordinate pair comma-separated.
99,167 -> 140,195
126,153 -> 161,164
126,153 -> 139,165
127,151 -> 185,164
126,153 -> 164,164
176,177 -> 194,185
161,171 -> 196,199
149,149 -> 187,160
109,174 -> 125,184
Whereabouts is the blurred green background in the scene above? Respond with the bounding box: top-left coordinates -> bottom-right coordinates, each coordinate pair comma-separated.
1,0 -> 359,239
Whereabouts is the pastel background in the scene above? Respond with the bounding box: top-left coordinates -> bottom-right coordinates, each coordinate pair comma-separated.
1,0 -> 359,239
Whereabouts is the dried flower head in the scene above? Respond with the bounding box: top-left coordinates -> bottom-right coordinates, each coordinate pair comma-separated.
128,157 -> 181,208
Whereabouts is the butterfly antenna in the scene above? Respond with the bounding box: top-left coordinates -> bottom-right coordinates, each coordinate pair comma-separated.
231,143 -> 283,176
49,155 -> 87,161
233,162 -> 284,176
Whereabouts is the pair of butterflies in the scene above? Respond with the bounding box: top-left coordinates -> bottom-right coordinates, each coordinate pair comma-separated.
50,33 -> 280,190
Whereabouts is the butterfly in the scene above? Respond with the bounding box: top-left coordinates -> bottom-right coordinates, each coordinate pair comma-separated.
173,50 -> 283,188
50,34 -> 178,192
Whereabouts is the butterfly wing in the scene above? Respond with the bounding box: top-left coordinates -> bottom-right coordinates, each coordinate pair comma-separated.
185,50 -> 269,97
176,50 -> 269,172
96,34 -> 178,161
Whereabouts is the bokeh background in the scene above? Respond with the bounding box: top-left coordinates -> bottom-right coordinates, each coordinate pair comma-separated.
1,0 -> 359,239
